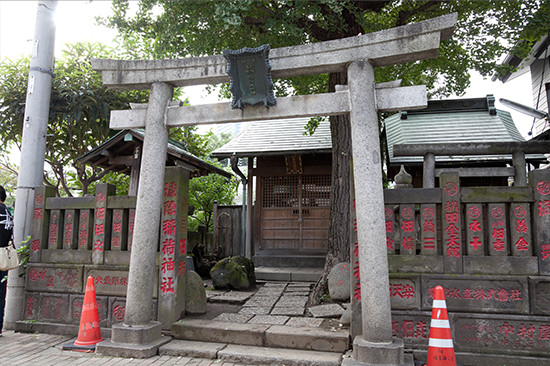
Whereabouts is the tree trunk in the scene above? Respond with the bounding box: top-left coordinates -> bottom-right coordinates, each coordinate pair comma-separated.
309,71 -> 351,305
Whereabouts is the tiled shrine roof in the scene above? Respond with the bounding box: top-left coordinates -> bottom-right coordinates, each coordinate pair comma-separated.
79,129 -> 232,178
210,117 -> 331,159
385,95 -> 546,165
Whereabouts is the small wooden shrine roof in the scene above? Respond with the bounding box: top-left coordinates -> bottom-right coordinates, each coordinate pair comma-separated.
210,117 -> 331,159
78,129 -> 232,179
385,95 -> 547,165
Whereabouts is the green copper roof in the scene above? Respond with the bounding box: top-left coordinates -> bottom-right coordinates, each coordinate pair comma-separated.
384,96 -> 537,164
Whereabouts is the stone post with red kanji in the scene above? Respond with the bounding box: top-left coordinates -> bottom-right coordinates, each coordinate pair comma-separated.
30,186 -> 56,262
510,202 -> 532,256
111,208 -> 128,252
420,204 -> 437,255
92,184 -> 116,264
440,172 -> 463,273
399,204 -> 416,255
465,204 -> 484,255
157,166 -> 189,329
531,170 -> 550,275
488,203 -> 508,256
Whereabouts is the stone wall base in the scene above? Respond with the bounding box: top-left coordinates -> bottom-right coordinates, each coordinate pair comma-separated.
342,336 -> 413,366
343,346 -> 414,366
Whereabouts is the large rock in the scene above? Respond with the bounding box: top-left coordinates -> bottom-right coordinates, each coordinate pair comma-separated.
185,270 -> 207,314
210,256 -> 256,290
327,262 -> 351,301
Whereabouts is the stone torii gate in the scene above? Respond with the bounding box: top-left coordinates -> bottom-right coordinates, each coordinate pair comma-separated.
91,14 -> 457,365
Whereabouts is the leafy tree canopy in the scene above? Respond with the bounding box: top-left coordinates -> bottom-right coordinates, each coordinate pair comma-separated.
102,0 -> 550,98
188,166 -> 238,232
0,41 -> 218,197
0,42 -> 150,196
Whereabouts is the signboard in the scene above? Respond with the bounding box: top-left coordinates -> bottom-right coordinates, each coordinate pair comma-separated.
223,44 -> 276,109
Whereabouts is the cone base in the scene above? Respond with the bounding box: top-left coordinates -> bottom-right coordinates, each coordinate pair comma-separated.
62,340 -> 101,353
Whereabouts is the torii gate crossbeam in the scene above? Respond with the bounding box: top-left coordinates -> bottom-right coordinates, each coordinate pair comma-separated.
91,13 -> 456,90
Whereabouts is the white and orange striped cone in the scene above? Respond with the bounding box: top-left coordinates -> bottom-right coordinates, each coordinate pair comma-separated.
426,285 -> 456,366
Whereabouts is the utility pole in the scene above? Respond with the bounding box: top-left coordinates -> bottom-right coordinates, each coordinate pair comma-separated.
4,0 -> 57,329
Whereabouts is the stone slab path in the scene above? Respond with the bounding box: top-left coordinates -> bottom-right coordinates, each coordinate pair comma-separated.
207,281 -> 348,330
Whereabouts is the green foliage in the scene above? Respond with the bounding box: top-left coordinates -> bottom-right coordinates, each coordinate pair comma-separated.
188,161 -> 238,231
16,236 -> 31,278
0,41 -> 150,197
164,130 -> 238,232
320,293 -> 331,303
71,170 -> 131,197
304,116 -> 327,136
102,0 -> 550,98
169,126 -> 212,159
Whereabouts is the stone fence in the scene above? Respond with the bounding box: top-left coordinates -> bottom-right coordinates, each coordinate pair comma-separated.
350,169 -> 550,362
20,166 -> 191,333
22,184 -> 135,333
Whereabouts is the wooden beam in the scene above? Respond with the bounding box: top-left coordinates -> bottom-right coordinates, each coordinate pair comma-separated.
100,149 -> 114,157
109,155 -> 134,166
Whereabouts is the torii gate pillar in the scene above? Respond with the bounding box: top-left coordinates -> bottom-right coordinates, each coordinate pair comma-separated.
97,82 -> 173,357
345,61 -> 408,365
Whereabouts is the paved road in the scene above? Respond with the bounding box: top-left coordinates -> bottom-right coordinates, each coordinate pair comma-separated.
0,331 -> 249,366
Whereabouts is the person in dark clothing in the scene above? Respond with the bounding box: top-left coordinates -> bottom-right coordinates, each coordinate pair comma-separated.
0,185 -> 13,335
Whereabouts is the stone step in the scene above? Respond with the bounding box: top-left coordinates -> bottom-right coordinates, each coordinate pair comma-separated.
172,318 -> 349,353
255,266 -> 323,282
253,255 -> 326,268
160,339 -> 344,366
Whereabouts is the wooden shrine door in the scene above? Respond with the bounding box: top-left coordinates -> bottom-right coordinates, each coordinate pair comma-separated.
258,174 -> 330,253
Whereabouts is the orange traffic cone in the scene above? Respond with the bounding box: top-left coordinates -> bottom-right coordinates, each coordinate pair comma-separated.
63,275 -> 104,352
426,285 -> 456,366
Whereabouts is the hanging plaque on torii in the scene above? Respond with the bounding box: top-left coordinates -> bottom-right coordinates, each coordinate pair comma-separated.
223,44 -> 276,109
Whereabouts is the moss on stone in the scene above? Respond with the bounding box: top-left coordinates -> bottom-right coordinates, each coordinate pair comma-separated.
210,256 -> 255,290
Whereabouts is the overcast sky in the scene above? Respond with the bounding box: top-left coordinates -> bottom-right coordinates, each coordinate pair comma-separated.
0,0 -> 537,137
